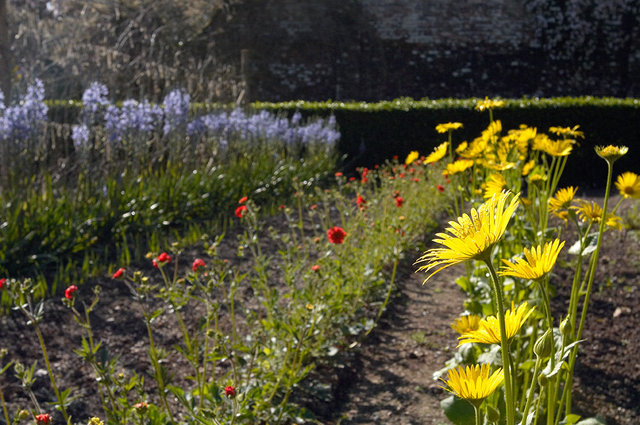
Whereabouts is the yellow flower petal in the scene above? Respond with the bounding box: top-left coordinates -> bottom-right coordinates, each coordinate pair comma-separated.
416,191 -> 519,283
441,364 -> 504,405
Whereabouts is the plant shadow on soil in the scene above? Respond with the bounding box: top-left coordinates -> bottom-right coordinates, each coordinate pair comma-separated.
1,196 -> 639,425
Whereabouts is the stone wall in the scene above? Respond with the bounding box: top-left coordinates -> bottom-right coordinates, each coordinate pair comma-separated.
217,0 -> 640,101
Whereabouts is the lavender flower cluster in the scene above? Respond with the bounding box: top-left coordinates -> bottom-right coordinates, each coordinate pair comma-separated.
187,109 -> 340,147
70,83 -> 339,149
2,81 -> 340,151
0,79 -> 48,141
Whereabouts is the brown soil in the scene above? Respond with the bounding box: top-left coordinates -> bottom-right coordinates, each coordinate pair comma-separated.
1,197 -> 639,425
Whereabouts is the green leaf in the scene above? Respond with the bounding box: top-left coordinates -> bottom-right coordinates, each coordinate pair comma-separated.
441,395 -> 475,425
455,276 -> 472,292
564,413 -> 581,424
575,417 -> 607,425
567,233 -> 598,256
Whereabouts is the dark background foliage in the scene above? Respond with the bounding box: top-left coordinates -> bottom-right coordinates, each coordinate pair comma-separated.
2,0 -> 640,103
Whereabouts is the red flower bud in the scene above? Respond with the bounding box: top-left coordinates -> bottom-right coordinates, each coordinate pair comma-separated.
238,196 -> 248,204
311,264 -> 321,272
157,252 -> 171,264
0,278 -> 5,290
112,268 -> 125,279
395,196 -> 404,208
65,285 -> 78,299
437,185 -> 445,192
235,205 -> 248,218
192,258 -> 206,272
35,413 -> 50,425
224,385 -> 236,397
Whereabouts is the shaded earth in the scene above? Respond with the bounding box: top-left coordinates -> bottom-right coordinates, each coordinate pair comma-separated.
1,196 -> 639,425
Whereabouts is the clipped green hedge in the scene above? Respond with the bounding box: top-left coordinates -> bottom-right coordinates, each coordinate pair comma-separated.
47,97 -> 640,189
253,97 -> 640,190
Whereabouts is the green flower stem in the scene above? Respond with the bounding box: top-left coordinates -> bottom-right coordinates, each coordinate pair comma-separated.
371,258 -> 399,331
474,404 -> 483,425
143,315 -> 175,423
0,386 -> 10,425
521,356 -> 542,425
32,322 -> 71,423
77,306 -> 120,423
520,321 -> 539,407
565,159 -> 614,413
483,257 -> 515,425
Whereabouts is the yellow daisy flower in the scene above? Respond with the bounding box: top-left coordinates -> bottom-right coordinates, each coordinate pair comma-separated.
451,315 -> 482,335
615,172 -> 640,199
552,210 -> 569,224
415,191 -> 520,283
572,200 -> 603,223
483,160 -> 516,172
549,125 -> 584,139
456,141 -> 469,154
531,134 -> 551,152
475,97 -> 505,111
458,302 -> 535,346
436,122 -> 463,133
424,141 -> 449,164
595,145 -> 628,163
521,160 -> 535,176
528,172 -> 547,184
499,239 -> 565,280
543,139 -> 575,157
548,186 -> 578,212
405,150 -> 420,165
444,159 -> 474,176
483,173 -> 507,199
485,120 -> 502,140
459,137 -> 487,159
441,364 -> 504,406
606,214 -> 624,231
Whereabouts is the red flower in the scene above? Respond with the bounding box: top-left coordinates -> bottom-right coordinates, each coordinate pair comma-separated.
279,204 -> 286,210
349,177 -> 356,182
356,195 -> 366,209
65,285 -> 78,299
192,258 -> 206,272
437,185 -> 445,192
224,385 -> 236,397
393,155 -> 399,160
411,178 -> 420,182
112,268 -> 125,279
158,252 -> 171,264
35,413 -> 50,425
310,204 -> 318,210
311,264 -> 321,272
238,196 -> 248,204
0,278 -> 5,290
334,172 -> 343,177
235,205 -> 248,218
152,259 -> 158,268
395,196 -> 404,208
327,226 -> 347,244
